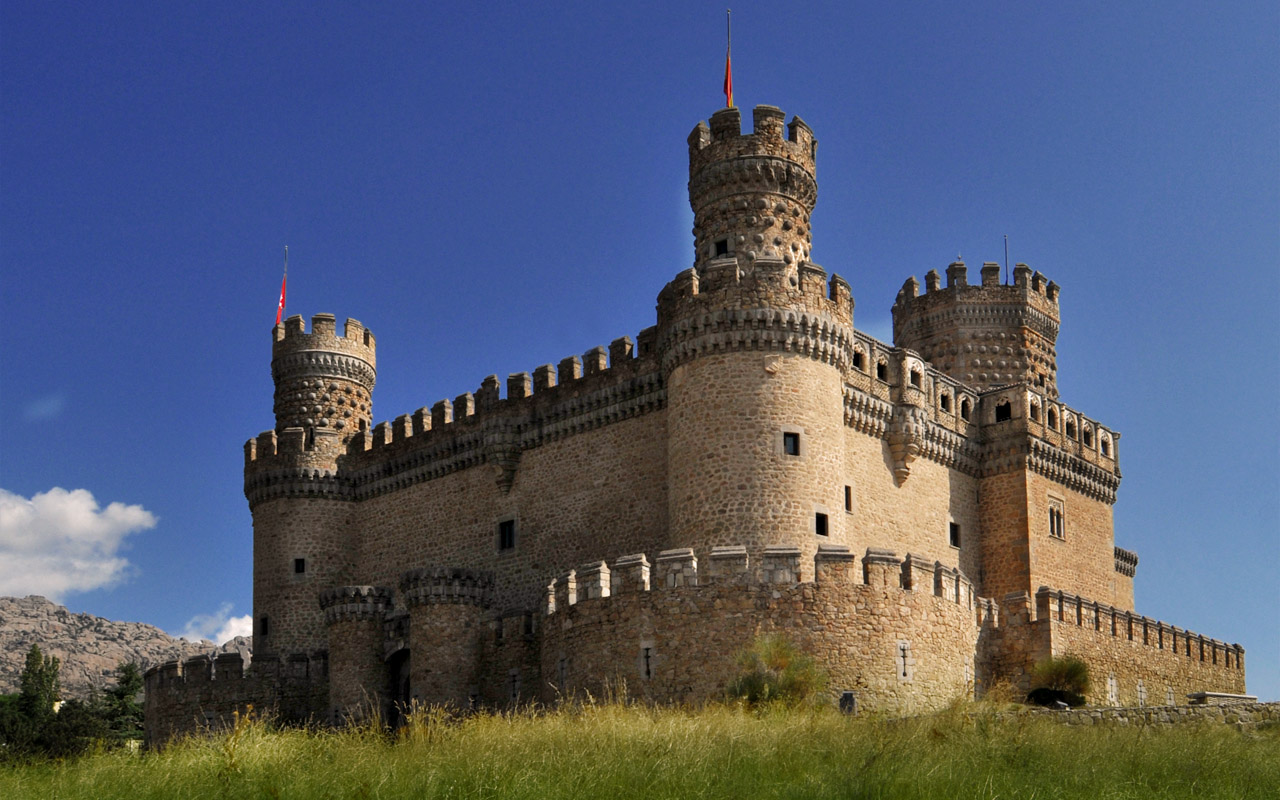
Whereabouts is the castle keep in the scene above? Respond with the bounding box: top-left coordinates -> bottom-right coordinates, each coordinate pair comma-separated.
145,105 -> 1245,742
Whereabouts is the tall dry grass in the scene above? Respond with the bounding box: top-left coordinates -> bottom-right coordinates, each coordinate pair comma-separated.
2,701 -> 1276,799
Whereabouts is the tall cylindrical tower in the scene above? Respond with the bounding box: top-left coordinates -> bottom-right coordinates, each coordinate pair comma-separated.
245,313 -> 376,658
658,105 -> 855,575
272,313 -> 377,441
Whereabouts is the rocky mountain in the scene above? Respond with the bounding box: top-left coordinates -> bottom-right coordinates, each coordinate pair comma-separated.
0,595 -> 251,698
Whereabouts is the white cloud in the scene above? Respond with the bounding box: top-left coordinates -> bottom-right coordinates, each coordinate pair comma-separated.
178,602 -> 252,645
23,393 -> 65,420
0,487 -> 156,601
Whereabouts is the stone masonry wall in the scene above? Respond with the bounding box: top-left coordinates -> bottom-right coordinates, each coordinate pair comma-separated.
353,410 -> 668,617
666,352 -> 846,572
844,429 -> 980,582
253,496 -> 356,657
1035,588 -> 1246,705
542,546 -> 981,714
143,652 -> 327,748
1025,473 -> 1122,609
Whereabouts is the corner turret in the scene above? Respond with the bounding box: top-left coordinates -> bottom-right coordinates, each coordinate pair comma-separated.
891,261 -> 1061,399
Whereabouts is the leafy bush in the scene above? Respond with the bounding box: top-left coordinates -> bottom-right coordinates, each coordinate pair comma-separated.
1028,655 -> 1090,707
725,634 -> 826,707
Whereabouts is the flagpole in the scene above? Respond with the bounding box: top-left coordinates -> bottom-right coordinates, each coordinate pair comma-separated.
724,9 -> 734,108
276,246 -> 289,326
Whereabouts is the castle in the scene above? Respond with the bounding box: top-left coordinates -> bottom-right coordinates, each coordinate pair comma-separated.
145,104 -> 1246,743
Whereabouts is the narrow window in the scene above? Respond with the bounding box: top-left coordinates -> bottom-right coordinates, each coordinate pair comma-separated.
494,620 -> 505,646
949,522 -> 961,549
1083,428 -> 1093,447
876,361 -> 888,381
815,512 -> 829,537
1048,499 -> 1065,540
844,485 -> 852,512
1047,408 -> 1058,429
960,399 -> 971,421
995,401 -> 1012,422
714,238 -> 729,257
909,369 -> 922,388
1065,419 -> 1077,439
293,558 -> 306,575
557,658 -> 567,687
258,615 -> 269,638
1030,403 -> 1040,422
498,519 -> 516,550
783,432 -> 800,456
642,647 -> 653,679
940,394 -> 952,413
1101,438 -> 1111,457
853,351 -> 865,371
523,613 -> 534,637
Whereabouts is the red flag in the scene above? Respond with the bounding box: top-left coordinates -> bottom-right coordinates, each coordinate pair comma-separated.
724,51 -> 733,108
275,272 -> 287,325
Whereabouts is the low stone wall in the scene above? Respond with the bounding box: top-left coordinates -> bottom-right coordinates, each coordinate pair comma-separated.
1034,587 -> 1245,706
1021,701 -> 1278,729
143,652 -> 328,748
541,545 -> 983,714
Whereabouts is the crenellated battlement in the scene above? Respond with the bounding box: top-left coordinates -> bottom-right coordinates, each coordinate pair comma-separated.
655,266 -> 855,376
319,585 -> 394,624
892,261 -> 1062,399
544,544 -> 979,617
401,567 -> 494,608
143,650 -> 328,747
273,313 -> 376,359
1033,586 -> 1244,672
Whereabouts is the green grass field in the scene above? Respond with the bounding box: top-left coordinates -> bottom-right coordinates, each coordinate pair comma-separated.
3,703 -> 1277,799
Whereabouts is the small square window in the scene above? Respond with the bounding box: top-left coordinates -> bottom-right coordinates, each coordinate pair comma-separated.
258,616 -> 269,638
853,352 -> 865,371
294,558 -> 306,574
714,239 -> 729,257
815,512 -> 829,537
844,485 -> 853,512
498,519 -> 516,550
783,432 -> 800,456
876,362 -> 888,381
949,522 -> 961,548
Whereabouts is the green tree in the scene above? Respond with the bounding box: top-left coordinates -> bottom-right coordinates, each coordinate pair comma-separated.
97,662 -> 144,741
18,644 -> 60,721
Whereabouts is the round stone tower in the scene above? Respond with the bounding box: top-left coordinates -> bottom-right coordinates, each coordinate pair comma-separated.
272,313 -> 377,441
658,105 -> 855,575
245,313 -> 376,658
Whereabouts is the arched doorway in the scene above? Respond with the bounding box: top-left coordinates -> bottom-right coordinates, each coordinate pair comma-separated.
387,648 -> 411,728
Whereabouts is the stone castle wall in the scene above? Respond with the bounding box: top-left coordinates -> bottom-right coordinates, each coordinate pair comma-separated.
143,652 -> 327,748
541,546 -> 983,714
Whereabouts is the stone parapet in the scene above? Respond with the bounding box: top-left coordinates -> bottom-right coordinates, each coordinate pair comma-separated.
400,568 -> 493,608
318,586 -> 394,624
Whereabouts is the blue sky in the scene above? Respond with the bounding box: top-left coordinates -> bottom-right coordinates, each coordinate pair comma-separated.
1,2 -> 1276,699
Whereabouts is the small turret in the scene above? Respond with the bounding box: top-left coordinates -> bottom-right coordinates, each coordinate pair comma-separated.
687,105 -> 818,277
891,261 -> 1062,399
272,314 -> 377,445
